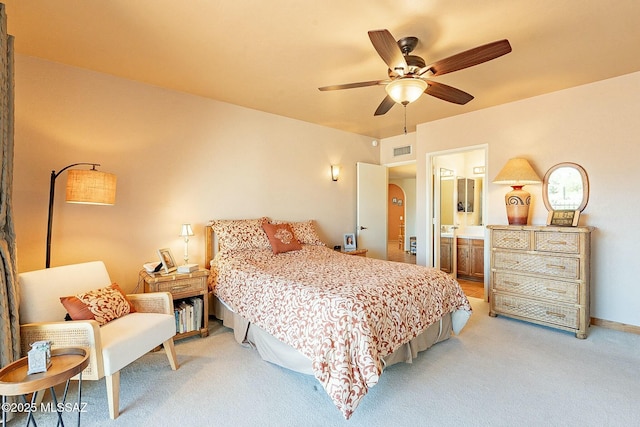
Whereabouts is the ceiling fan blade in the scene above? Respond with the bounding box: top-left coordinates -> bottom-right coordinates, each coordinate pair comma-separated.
318,80 -> 386,91
368,30 -> 407,74
425,80 -> 474,105
374,95 -> 396,116
424,39 -> 512,77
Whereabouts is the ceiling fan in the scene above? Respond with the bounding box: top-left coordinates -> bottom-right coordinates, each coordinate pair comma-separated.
319,29 -> 512,116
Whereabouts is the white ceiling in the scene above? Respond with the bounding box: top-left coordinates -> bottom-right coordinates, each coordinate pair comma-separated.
4,1 -> 640,139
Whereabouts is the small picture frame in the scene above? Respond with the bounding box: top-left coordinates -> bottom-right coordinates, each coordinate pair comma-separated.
157,248 -> 177,273
343,233 -> 356,251
546,210 -> 581,227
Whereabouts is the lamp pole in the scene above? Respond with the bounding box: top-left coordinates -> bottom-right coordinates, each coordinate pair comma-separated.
46,163 -> 100,268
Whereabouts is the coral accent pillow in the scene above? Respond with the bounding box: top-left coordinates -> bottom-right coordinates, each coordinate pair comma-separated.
60,283 -> 135,325
272,220 -> 325,246
262,222 -> 303,254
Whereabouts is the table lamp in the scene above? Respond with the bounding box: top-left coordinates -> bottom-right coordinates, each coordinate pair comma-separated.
178,224 -> 198,273
492,158 -> 541,225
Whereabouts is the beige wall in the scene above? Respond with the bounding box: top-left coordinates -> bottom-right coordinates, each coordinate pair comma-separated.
409,71 -> 640,327
14,52 -> 640,328
13,55 -> 379,289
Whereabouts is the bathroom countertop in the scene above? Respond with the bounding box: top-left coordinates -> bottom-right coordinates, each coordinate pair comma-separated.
440,233 -> 484,239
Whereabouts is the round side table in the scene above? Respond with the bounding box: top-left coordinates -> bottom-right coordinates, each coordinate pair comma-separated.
0,347 -> 89,427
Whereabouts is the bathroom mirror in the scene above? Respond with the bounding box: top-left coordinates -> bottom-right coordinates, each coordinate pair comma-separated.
440,174 -> 454,226
457,178 -> 475,213
542,162 -> 589,212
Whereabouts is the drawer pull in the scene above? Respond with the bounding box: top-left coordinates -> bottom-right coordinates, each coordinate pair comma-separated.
546,287 -> 567,294
545,311 -> 566,319
170,285 -> 190,291
547,240 -> 567,245
545,264 -> 566,270
503,281 -> 520,286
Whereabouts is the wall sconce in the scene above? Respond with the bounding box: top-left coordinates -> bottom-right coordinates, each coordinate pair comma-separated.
472,166 -> 486,174
440,168 -> 454,177
493,158 -> 541,225
331,165 -> 340,181
179,223 -> 194,265
46,163 -> 117,268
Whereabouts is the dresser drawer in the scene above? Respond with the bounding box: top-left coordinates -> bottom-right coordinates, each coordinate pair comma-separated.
144,274 -> 207,297
492,229 -> 530,250
493,272 -> 579,303
493,251 -> 580,279
535,231 -> 580,254
492,294 -> 579,329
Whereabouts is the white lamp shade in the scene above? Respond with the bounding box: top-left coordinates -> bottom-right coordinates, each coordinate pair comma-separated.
385,78 -> 428,104
179,224 -> 194,237
65,169 -> 117,205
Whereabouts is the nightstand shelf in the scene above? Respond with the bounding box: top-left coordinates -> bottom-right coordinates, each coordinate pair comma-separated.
139,268 -> 210,340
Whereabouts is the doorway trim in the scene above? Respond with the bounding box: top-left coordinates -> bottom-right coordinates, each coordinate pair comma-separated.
426,143 -> 489,300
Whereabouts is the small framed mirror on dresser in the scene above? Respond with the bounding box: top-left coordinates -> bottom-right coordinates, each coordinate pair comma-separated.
542,162 -> 589,226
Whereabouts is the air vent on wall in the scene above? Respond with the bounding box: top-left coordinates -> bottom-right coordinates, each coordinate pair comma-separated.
393,145 -> 412,157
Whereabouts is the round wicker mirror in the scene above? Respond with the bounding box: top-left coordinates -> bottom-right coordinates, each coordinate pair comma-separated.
542,162 -> 589,212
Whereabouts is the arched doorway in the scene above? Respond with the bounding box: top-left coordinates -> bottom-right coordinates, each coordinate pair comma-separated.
387,183 -> 415,264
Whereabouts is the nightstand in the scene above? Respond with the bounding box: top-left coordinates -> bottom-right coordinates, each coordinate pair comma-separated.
341,249 -> 368,257
139,268 -> 209,340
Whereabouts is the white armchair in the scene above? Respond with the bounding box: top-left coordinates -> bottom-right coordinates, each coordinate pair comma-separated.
18,261 -> 179,419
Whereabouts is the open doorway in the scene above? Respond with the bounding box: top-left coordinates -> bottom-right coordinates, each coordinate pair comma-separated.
388,163 -> 416,264
429,146 -> 488,300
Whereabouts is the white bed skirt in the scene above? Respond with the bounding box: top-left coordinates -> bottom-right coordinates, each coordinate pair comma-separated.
210,295 -> 461,375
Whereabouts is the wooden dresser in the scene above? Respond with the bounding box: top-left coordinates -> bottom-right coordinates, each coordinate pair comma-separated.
487,225 -> 593,339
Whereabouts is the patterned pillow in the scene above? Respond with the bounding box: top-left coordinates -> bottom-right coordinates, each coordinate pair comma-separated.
60,283 -> 135,325
211,217 -> 271,251
262,222 -> 303,254
273,220 -> 325,246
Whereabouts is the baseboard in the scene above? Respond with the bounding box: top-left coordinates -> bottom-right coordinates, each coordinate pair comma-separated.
591,317 -> 640,335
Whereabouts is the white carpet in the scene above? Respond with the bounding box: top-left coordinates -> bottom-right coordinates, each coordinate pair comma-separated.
11,298 -> 640,426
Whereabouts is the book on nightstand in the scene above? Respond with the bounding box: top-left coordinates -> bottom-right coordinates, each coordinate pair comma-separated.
177,263 -> 198,273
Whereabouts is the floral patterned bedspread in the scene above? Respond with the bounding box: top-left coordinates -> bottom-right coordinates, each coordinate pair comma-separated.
209,245 -> 471,419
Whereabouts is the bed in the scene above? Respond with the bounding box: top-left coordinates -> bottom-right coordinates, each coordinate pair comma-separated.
205,218 -> 472,419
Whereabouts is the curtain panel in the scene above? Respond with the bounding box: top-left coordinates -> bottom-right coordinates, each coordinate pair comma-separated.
0,3 -> 19,368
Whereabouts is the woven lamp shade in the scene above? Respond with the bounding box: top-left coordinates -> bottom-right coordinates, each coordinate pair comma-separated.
66,169 -> 117,205
493,158 -> 542,185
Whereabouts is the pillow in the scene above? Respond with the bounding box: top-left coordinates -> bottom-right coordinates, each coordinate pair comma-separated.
273,220 -> 325,246
262,222 -> 303,254
60,283 -> 135,325
211,217 -> 271,251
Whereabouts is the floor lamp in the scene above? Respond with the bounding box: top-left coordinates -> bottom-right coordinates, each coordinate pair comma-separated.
46,163 -> 117,268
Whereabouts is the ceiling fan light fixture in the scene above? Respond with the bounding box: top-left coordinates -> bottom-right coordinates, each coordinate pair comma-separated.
385,78 -> 428,105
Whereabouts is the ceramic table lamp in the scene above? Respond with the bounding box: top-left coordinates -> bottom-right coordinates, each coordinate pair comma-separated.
493,158 -> 541,225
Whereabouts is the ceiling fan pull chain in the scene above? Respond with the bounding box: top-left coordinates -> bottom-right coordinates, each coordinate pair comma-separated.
403,104 -> 407,135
